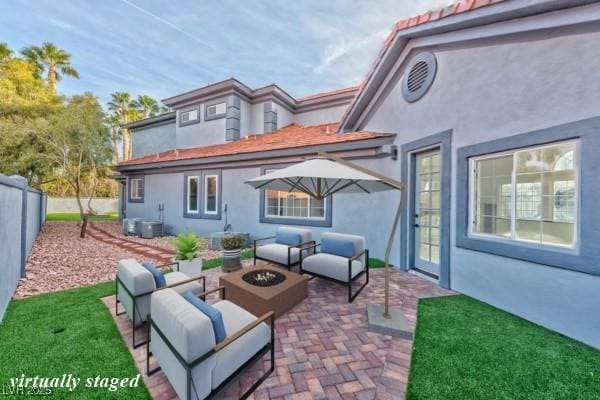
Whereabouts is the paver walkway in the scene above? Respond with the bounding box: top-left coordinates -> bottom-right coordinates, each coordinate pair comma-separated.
88,223 -> 174,264
103,261 -> 453,400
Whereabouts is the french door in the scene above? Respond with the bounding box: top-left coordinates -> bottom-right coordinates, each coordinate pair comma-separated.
413,150 -> 441,277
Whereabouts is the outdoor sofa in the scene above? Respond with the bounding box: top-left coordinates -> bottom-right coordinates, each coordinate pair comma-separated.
115,258 -> 206,348
253,227 -> 315,270
146,287 -> 275,400
300,232 -> 369,302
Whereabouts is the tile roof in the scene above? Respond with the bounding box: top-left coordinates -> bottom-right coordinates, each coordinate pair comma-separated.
340,0 -> 506,129
118,123 -> 392,167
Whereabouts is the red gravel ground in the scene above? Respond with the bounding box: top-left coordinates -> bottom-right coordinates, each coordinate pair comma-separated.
14,222 -> 163,298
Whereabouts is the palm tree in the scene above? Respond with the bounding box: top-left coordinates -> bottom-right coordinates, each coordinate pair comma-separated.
131,94 -> 160,118
0,42 -> 12,61
106,113 -> 122,163
107,92 -> 133,161
20,42 -> 79,94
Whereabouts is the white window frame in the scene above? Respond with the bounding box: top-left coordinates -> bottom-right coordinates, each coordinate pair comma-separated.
187,175 -> 200,214
264,190 -> 327,221
206,102 -> 226,117
203,174 -> 218,215
130,178 -> 143,200
468,140 -> 579,249
180,109 -> 199,123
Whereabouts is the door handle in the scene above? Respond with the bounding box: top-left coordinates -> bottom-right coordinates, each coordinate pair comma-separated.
413,224 -> 420,227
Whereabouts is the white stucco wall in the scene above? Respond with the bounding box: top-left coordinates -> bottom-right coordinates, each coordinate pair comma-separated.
360,29 -> 600,347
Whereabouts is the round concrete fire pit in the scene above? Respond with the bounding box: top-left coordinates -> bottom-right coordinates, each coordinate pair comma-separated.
242,269 -> 287,287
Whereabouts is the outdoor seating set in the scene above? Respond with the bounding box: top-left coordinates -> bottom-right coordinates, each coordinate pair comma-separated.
255,227 -> 370,302
115,226 -> 369,399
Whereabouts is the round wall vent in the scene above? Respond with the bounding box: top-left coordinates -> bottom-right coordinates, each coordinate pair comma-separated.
401,52 -> 437,103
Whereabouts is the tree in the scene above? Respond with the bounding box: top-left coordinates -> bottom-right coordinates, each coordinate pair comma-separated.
20,42 -> 79,94
131,94 -> 160,118
40,93 -> 112,237
0,42 -> 12,61
107,91 -> 133,161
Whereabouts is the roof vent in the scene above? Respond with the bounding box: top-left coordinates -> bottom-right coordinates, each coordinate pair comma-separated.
401,52 -> 437,103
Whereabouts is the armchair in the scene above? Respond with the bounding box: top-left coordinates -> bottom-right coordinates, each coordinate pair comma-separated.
115,258 -> 206,348
299,232 -> 369,302
253,227 -> 315,270
146,287 -> 275,400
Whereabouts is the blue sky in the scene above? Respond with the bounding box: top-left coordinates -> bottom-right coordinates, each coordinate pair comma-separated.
0,0 -> 449,107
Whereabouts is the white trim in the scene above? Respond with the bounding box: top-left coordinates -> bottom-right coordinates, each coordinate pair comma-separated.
203,174 -> 218,215
187,175 -> 200,214
130,178 -> 142,200
468,139 -> 579,250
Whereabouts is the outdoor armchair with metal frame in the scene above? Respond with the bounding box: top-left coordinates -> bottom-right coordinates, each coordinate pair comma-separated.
299,243 -> 370,302
253,234 -> 315,270
115,261 -> 206,348
146,286 -> 276,400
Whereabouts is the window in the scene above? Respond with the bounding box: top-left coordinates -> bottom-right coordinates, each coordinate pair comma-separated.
205,102 -> 226,119
187,176 -> 199,213
470,141 -> 578,248
129,177 -> 144,202
204,174 -> 218,214
179,108 -> 199,126
263,170 -> 325,221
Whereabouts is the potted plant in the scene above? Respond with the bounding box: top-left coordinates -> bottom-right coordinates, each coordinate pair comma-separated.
170,232 -> 205,278
221,234 -> 245,272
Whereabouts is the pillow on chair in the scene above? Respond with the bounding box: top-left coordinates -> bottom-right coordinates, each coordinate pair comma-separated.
275,231 -> 302,247
142,262 -> 166,288
321,237 -> 355,258
183,291 -> 226,343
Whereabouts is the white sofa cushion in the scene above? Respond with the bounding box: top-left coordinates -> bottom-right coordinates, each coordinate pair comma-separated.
150,289 -> 216,400
117,258 -> 156,326
256,243 -> 301,265
165,271 -> 204,295
211,300 -> 270,389
301,253 -> 363,282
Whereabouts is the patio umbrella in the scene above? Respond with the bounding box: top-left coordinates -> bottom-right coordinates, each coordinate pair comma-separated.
246,152 -> 408,332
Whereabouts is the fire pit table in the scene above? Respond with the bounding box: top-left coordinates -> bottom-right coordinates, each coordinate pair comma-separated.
219,264 -> 308,319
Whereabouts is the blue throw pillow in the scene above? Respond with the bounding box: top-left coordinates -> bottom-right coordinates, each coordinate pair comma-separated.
321,237 -> 355,258
142,262 -> 166,288
182,291 -> 226,343
275,231 -> 302,247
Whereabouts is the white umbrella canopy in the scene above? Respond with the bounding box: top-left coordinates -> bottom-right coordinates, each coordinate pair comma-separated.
245,157 -> 403,198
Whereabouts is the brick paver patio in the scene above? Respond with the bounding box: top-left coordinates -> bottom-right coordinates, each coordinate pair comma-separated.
103,261 -> 453,400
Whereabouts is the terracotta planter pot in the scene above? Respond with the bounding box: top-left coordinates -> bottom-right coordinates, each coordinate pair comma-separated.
222,249 -> 242,272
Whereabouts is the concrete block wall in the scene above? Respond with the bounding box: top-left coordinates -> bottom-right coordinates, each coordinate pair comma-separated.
0,174 -> 46,320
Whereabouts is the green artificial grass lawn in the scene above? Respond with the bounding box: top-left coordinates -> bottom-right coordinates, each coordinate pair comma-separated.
407,295 -> 600,400
0,282 -> 150,399
46,212 -> 118,221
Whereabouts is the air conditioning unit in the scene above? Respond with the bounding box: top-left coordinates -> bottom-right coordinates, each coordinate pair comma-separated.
122,218 -> 144,236
140,221 -> 163,239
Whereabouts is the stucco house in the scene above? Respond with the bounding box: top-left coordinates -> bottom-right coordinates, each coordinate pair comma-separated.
116,0 -> 600,348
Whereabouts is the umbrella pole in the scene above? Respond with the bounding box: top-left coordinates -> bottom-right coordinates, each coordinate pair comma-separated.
383,187 -> 406,318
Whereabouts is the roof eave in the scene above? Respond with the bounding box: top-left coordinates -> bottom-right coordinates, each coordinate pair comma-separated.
116,135 -> 395,173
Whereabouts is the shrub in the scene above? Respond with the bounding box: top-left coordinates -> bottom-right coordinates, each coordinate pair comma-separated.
221,234 -> 245,250
170,232 -> 205,261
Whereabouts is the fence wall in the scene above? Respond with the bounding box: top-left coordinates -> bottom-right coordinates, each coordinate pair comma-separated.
0,174 -> 46,320
47,197 -> 117,214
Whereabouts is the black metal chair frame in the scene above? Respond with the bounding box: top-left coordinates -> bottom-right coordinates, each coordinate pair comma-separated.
146,286 -> 275,400
115,261 -> 206,348
253,236 -> 316,270
299,243 -> 370,302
